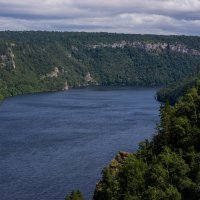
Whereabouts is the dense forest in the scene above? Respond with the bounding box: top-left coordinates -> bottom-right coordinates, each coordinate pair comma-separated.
157,74 -> 200,104
1,31 -> 200,199
66,82 -> 200,200
1,31 -> 200,100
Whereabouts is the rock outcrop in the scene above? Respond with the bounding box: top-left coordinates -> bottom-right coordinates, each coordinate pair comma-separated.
88,41 -> 200,56
46,67 -> 60,78
0,47 -> 16,70
63,81 -> 69,91
93,151 -> 130,198
41,67 -> 62,80
84,72 -> 93,83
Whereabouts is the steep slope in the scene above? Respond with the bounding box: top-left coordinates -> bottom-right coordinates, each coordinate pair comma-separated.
93,82 -> 200,200
1,31 -> 200,100
157,74 -> 200,104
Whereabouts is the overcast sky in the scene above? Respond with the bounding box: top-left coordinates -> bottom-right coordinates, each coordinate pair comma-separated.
0,0 -> 200,35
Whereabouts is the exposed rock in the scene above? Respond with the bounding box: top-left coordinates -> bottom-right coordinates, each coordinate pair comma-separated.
40,67 -> 61,80
10,43 -> 16,47
0,48 -> 16,70
110,151 -> 130,169
88,41 -> 200,56
84,72 -> 93,82
67,53 -> 72,58
63,81 -> 69,91
112,151 -> 129,165
46,67 -> 60,78
71,45 -> 78,51
0,55 -> 7,63
93,151 -> 130,198
8,48 -> 16,69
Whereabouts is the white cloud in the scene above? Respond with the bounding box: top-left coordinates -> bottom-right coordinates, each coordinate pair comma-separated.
0,0 -> 200,35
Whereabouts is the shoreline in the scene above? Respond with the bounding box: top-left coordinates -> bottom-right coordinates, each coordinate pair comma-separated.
0,84 -> 162,103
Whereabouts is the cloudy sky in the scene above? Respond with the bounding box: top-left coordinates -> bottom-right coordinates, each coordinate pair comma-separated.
0,0 -> 200,35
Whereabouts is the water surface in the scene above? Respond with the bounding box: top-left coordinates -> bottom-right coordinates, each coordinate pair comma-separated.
0,87 -> 160,200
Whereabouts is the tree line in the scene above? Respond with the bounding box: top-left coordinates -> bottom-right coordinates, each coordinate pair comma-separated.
1,31 -> 200,100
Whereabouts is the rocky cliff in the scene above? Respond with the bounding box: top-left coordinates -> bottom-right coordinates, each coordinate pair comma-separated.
0,31 -> 200,100
88,41 -> 200,56
0,47 -> 16,70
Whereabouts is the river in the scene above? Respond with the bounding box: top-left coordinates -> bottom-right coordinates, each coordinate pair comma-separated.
0,87 -> 160,200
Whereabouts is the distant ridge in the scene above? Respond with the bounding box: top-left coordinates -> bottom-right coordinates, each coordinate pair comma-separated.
1,31 -> 200,100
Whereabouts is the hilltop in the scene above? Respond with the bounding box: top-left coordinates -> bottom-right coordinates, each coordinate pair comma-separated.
1,31 -> 200,100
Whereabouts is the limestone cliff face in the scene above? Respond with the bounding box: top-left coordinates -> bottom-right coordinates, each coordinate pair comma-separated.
0,47 -> 16,70
63,81 -> 69,90
84,72 -> 93,82
40,67 -> 62,79
40,67 -> 69,91
82,71 -> 98,86
88,41 -> 200,56
46,67 -> 60,78
8,48 -> 16,69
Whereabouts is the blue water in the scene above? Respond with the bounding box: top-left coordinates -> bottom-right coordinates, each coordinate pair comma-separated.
0,87 -> 160,200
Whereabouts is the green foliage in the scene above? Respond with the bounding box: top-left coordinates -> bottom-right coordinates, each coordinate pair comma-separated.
95,166 -> 121,200
118,155 -> 147,199
1,31 -> 200,101
93,83 -> 200,200
65,190 -> 84,200
143,185 -> 181,200
93,155 -> 147,200
157,76 -> 200,104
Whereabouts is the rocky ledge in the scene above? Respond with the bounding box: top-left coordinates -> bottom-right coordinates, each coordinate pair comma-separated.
88,41 -> 200,56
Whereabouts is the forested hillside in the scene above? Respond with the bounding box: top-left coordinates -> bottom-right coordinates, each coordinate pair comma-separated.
157,74 -> 200,104
91,81 -> 200,200
1,31 -> 200,100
